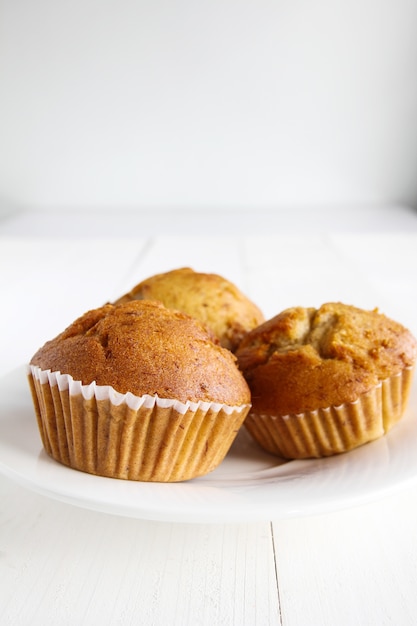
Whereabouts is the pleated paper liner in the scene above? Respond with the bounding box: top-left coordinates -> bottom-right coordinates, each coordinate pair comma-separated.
244,366 -> 415,460
28,365 -> 250,482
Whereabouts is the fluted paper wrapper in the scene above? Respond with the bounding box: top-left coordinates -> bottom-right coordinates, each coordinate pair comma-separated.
244,366 -> 415,459
28,365 -> 250,482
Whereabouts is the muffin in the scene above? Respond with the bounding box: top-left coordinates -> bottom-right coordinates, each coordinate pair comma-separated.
114,267 -> 265,352
236,302 -> 417,459
28,300 -> 251,482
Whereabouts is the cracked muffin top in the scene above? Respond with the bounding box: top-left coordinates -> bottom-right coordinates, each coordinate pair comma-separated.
235,302 -> 417,415
113,267 -> 265,352
30,300 -> 251,406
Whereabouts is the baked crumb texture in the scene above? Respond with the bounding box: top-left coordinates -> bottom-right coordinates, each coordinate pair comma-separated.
114,267 -> 265,352
236,303 -> 417,458
31,300 -> 251,406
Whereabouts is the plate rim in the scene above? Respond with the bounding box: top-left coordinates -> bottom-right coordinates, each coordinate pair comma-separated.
1,366 -> 417,523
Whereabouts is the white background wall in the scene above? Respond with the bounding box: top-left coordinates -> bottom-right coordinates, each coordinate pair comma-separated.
1,0 -> 417,215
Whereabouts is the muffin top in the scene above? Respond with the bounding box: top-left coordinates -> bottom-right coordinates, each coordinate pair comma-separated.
236,302 -> 417,415
113,267 -> 265,352
31,300 -> 251,406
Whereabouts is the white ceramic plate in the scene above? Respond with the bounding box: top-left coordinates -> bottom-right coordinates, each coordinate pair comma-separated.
1,367 -> 417,523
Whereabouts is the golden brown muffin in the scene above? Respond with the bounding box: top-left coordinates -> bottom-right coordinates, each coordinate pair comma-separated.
236,302 -> 417,459
114,267 -> 265,352
29,300 -> 251,482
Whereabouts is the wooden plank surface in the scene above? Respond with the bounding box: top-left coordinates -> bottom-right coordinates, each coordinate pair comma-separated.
272,483 -> 417,626
0,475 -> 280,625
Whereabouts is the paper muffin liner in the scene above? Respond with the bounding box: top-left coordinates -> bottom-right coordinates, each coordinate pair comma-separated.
28,365 -> 250,482
243,366 -> 415,459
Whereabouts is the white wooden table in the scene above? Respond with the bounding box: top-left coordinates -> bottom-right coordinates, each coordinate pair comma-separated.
1,207 -> 417,626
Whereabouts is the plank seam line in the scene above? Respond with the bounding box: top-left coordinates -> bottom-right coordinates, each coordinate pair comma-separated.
270,521 -> 284,626
111,237 -> 156,298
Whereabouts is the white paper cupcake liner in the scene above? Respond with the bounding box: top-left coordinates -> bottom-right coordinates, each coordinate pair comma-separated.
28,365 -> 250,482
244,366 -> 415,459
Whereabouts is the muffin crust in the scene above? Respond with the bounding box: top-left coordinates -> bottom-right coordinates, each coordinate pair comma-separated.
114,267 -> 265,352
31,300 -> 251,406
236,302 -> 417,415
